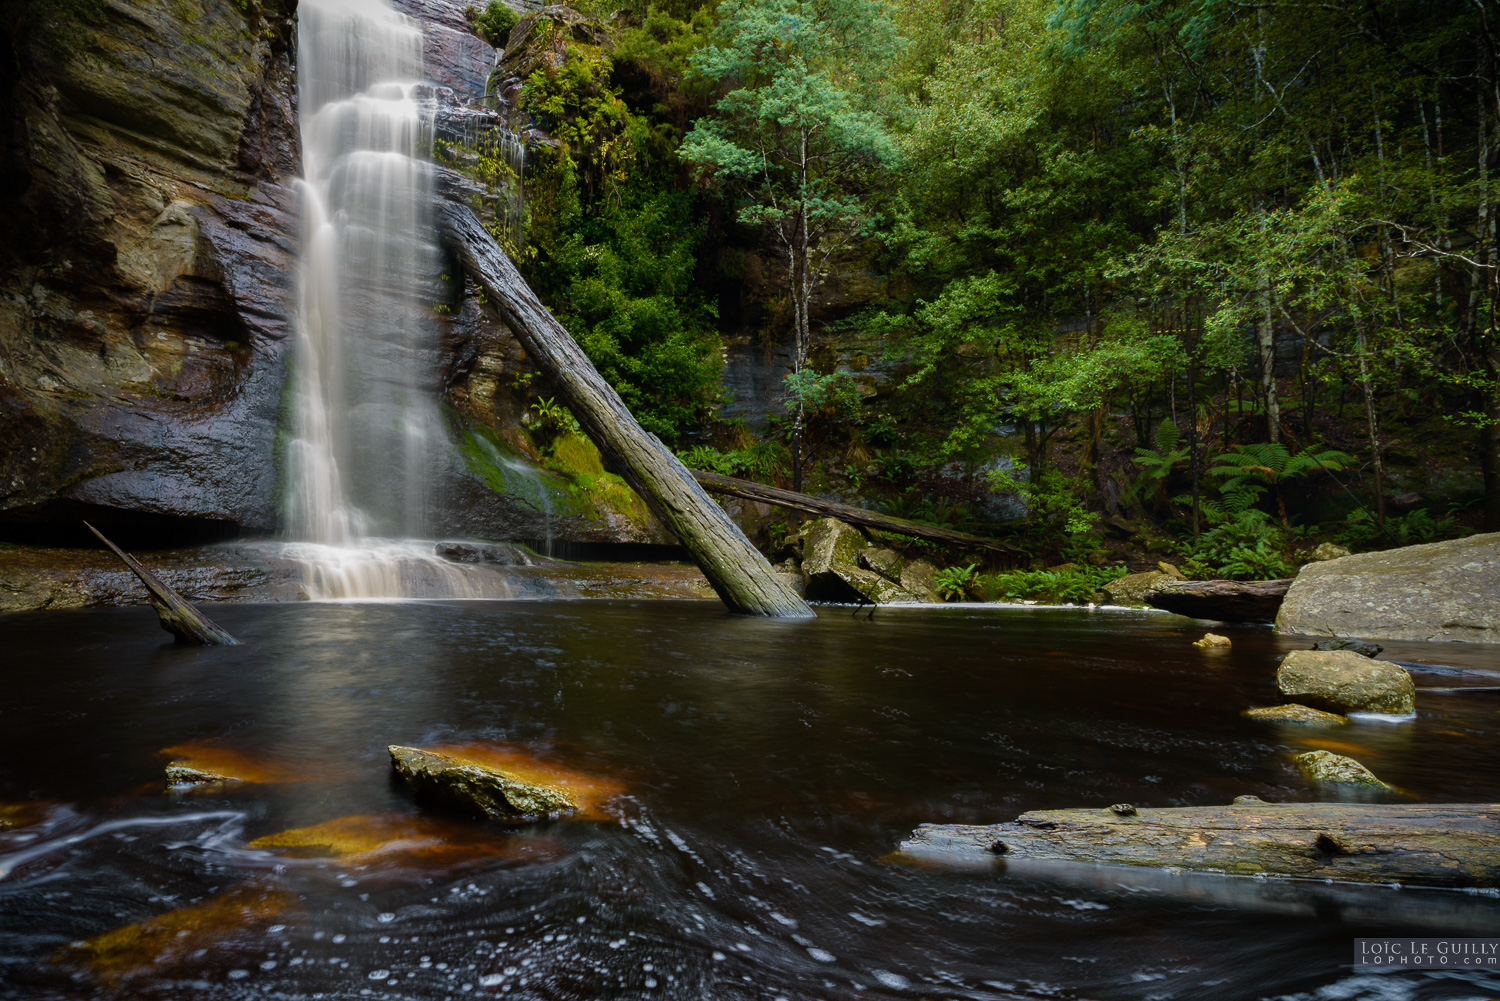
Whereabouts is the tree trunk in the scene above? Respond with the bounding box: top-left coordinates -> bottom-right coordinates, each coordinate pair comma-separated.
1258,207 -> 1282,443
899,800 -> 1500,888
690,469 -> 1024,555
1144,578 -> 1292,623
85,522 -> 238,645
434,182 -> 814,619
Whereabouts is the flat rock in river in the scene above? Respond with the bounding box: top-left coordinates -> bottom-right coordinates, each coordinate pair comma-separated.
1294,750 -> 1392,789
1275,650 -> 1415,714
389,743 -> 623,820
1275,533 -> 1500,644
1242,704 -> 1349,726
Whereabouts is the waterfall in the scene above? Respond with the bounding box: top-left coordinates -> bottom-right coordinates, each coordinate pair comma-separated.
285,0 -> 501,599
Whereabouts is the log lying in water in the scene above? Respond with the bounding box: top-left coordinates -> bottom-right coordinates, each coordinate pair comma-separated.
898,799 -> 1500,888
1145,578 -> 1293,623
84,522 -> 238,645
433,176 -> 812,619
688,469 -> 1024,556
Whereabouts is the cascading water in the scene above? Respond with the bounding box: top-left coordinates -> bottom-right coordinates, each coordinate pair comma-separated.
285,0 -> 506,599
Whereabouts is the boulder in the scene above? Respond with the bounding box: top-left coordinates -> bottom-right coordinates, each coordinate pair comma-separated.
1241,704 -> 1349,726
1275,650 -> 1415,715
1193,632 -> 1231,649
859,546 -> 905,582
1294,750 -> 1392,789
1276,533 -> 1500,644
1102,570 -> 1175,607
390,744 -> 576,819
801,518 -> 887,602
899,559 -> 943,603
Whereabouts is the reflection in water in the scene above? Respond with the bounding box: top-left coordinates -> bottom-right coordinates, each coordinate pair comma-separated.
0,604 -> 1497,999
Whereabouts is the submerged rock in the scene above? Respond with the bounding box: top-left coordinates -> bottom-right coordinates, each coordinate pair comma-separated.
1312,638 -> 1384,658
160,741 -> 328,787
1193,632 -> 1232,649
389,743 -> 623,820
246,812 -> 563,869
1242,704 -> 1350,726
1102,570 -> 1176,607
0,802 -> 51,831
1294,750 -> 1392,789
1275,650 -> 1415,715
52,884 -> 298,986
1277,533 -> 1500,644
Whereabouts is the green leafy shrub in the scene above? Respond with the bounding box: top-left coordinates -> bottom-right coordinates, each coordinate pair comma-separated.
933,563 -> 979,600
1179,511 -> 1294,579
678,441 -> 791,482
1337,507 -> 1470,548
468,1 -> 519,47
1130,417 -> 1189,509
975,566 -> 1128,604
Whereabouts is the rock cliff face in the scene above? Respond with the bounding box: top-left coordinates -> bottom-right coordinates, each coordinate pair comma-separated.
0,0 -> 301,542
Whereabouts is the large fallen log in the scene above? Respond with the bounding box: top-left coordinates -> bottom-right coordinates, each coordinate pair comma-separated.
688,469 -> 1024,556
1145,578 -> 1292,623
898,799 -> 1500,887
433,176 -> 812,618
84,522 -> 238,645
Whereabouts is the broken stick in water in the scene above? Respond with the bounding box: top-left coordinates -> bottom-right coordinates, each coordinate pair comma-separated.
84,522 -> 238,646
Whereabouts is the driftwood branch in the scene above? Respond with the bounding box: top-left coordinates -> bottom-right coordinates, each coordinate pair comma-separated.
689,469 -> 1024,556
433,173 -> 812,618
899,800 -> 1500,888
84,522 -> 238,645
1146,578 -> 1292,623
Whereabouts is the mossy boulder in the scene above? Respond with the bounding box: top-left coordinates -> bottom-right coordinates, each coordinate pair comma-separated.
1276,650 -> 1415,715
1102,570 -> 1175,607
1242,704 -> 1350,726
1294,750 -> 1392,789
798,516 -> 912,603
899,559 -> 943,603
391,744 -> 585,819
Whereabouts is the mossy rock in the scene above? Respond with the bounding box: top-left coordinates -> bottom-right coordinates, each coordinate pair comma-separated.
390,744 -> 584,820
1276,650 -> 1415,715
1242,704 -> 1349,726
1294,750 -> 1392,789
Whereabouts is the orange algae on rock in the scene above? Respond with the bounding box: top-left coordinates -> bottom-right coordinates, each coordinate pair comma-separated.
158,741 -> 336,787
246,813 -> 564,869
389,743 -> 625,821
52,884 -> 298,985
0,802 -> 51,831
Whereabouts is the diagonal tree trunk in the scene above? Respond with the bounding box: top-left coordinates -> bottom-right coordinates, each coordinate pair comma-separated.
434,177 -> 814,618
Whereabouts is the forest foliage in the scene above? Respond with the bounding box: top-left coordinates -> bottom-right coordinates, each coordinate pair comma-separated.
470,0 -> 1499,574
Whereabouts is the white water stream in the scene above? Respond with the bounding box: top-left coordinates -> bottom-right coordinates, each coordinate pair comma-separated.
285,0 -> 502,599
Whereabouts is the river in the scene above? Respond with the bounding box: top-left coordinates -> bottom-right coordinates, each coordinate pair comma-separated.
1,601 -> 1497,999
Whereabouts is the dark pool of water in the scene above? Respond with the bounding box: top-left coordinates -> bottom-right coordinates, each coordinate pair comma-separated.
1,601 -> 1497,1000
